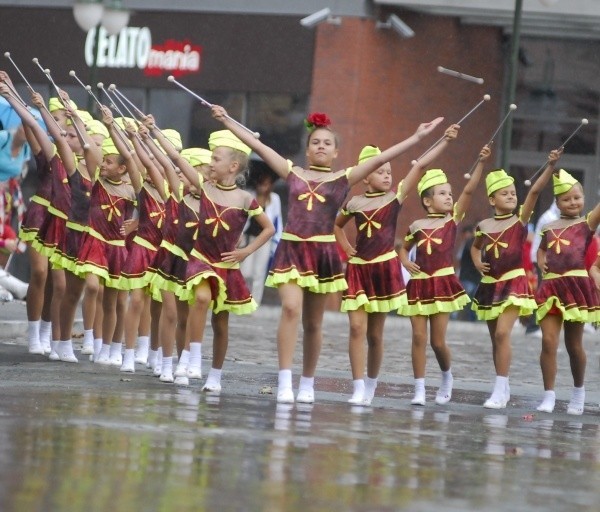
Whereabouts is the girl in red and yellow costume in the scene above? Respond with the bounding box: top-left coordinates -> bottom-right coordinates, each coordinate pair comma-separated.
74,106 -> 138,366
535,169 -> 600,415
35,93 -> 103,363
213,105 -> 444,403
335,124 -> 458,406
470,148 -> 562,409
0,76 -> 57,354
117,121 -> 171,374
177,127 -> 273,393
399,144 -> 490,406
147,121 -> 220,383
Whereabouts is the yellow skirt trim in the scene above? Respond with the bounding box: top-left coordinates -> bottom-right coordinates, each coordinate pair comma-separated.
473,296 -> 537,321
348,250 -> 397,265
281,232 -> 336,243
409,266 -> 455,280
536,297 -> 600,324
480,268 -> 526,284
265,268 -> 348,294
399,294 -> 470,317
542,269 -> 588,281
342,292 -> 407,313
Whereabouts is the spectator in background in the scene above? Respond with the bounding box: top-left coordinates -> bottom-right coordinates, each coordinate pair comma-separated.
455,224 -> 480,321
526,202 -> 560,336
0,123 -> 31,182
240,162 -> 283,305
0,115 -> 31,301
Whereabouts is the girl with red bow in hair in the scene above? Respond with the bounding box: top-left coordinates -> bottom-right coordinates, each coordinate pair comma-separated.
212,105 -> 443,404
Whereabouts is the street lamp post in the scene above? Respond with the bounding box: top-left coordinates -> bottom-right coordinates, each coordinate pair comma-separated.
72,1 -> 130,112
500,0 -> 523,171
501,0 -> 561,171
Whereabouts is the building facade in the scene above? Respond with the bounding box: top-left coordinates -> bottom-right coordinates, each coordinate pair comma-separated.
0,0 -> 598,238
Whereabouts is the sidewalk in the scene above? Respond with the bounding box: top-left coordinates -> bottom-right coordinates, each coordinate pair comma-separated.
1,299 -> 599,406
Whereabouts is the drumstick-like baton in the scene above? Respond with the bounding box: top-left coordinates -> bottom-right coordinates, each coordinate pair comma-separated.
3,52 -> 65,134
524,118 -> 589,187
109,85 -> 181,161
411,94 -> 491,165
32,58 -> 88,146
98,82 -> 152,158
69,70 -> 104,110
167,75 -> 260,138
464,103 -> 518,179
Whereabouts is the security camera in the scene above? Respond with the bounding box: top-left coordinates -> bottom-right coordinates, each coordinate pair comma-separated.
389,14 -> 414,38
376,14 -> 415,39
300,7 -> 341,28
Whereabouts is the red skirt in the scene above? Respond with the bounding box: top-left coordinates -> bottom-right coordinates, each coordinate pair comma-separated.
536,275 -> 600,323
119,239 -> 157,290
19,201 -> 49,242
342,258 -> 406,313
400,274 -> 469,316
265,239 -> 347,294
75,233 -> 128,289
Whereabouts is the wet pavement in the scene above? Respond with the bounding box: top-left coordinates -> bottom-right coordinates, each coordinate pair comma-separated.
1,301 -> 600,511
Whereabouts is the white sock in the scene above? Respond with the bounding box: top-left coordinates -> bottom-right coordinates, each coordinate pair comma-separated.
492,376 -> 508,399
352,379 -> 365,395
39,320 -> 52,345
109,342 -> 122,359
189,342 -> 202,367
58,339 -> 73,353
438,369 -> 453,392
299,375 -> 314,392
161,356 -> 173,375
537,390 -> 556,412
122,348 -> 135,366
147,349 -> 158,368
137,335 -> 150,351
178,349 -> 190,367
50,340 -> 59,353
155,347 -> 163,369
568,386 -> 585,413
93,338 -> 103,360
278,369 -> 292,390
365,376 -> 378,391
83,329 -> 94,346
98,344 -> 110,359
28,320 -> 40,346
414,378 -> 425,394
412,378 -> 426,405
349,379 -> 365,402
364,376 -> 378,399
206,367 -> 222,385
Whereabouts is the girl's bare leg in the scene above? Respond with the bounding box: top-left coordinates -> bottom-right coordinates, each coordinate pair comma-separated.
483,307 -> 519,408
537,314 -> 562,412
429,313 -> 453,404
410,315 -> 429,405
564,320 -> 586,415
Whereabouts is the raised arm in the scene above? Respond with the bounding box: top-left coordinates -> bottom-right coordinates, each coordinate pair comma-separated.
101,105 -> 141,192
60,90 -> 102,175
0,83 -> 53,161
520,148 -> 562,224
399,124 -> 459,202
135,125 -> 170,201
211,105 -> 290,179
147,117 -> 202,191
348,117 -> 445,187
454,145 -> 491,222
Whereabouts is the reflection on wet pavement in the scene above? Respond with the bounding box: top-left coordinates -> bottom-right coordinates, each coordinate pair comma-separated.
1,388 -> 599,512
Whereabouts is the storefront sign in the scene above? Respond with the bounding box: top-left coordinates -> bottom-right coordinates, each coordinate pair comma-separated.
84,26 -> 201,77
